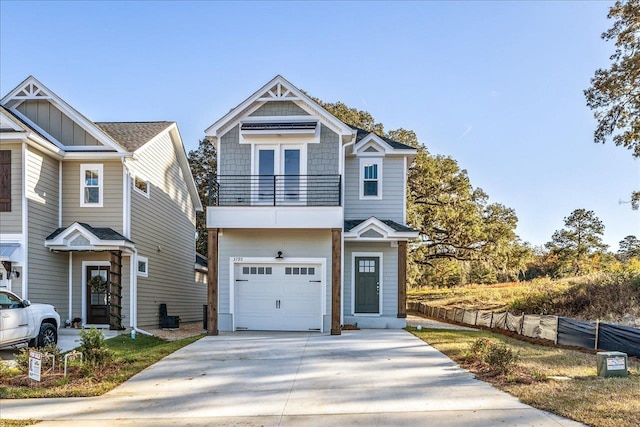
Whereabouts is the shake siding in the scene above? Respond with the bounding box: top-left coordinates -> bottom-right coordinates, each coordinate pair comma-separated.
218,229 -> 332,315
16,100 -> 102,147
249,101 -> 309,117
0,143 -> 22,233
129,133 -> 201,328
344,156 -> 405,223
62,161 -> 123,231
25,146 -> 67,309
343,242 -> 398,316
219,126 -> 249,175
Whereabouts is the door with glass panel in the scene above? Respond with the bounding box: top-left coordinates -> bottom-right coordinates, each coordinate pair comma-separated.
256,146 -> 302,204
86,266 -> 109,324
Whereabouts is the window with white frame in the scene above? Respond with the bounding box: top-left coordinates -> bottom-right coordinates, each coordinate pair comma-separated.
359,158 -> 382,199
133,175 -> 150,197
80,164 -> 103,207
137,256 -> 148,277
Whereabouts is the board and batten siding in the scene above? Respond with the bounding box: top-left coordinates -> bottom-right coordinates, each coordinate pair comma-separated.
217,229 -> 332,331
62,161 -> 123,232
343,241 -> 398,317
344,156 -> 405,223
128,132 -> 201,328
0,143 -> 22,233
16,100 -> 102,147
25,146 -> 67,309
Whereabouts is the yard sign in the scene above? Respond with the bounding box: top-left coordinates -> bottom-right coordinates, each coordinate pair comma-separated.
28,350 -> 42,382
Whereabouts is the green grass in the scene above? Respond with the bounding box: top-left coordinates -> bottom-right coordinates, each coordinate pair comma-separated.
0,333 -> 203,398
410,327 -> 640,427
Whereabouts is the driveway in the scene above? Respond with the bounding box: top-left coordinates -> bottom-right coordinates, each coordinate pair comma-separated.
0,330 -> 582,426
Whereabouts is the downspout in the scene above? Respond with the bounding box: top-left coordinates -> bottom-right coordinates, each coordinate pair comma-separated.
130,247 -> 153,336
339,137 -> 356,327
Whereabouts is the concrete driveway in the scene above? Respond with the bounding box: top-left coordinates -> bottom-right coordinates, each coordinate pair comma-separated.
0,329 -> 582,426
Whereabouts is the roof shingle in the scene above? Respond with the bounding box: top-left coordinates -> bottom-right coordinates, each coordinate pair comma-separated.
95,122 -> 173,152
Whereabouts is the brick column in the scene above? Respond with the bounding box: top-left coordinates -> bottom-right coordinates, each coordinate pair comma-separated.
331,228 -> 342,335
397,240 -> 407,318
207,228 -> 219,335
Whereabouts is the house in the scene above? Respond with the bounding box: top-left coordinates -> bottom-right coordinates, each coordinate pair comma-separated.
204,75 -> 418,334
0,76 -> 205,332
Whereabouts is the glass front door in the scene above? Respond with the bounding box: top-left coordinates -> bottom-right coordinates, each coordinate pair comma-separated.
256,146 -> 302,203
86,266 -> 109,324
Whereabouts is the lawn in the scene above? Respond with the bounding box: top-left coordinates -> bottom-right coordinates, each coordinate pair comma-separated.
0,333 -> 203,399
410,327 -> 640,427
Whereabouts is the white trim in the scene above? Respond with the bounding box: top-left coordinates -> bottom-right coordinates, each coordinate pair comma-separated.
58,160 -> 62,228
68,253 -> 73,323
351,252 -> 383,316
403,156 -> 407,223
132,174 -> 150,198
81,260 -> 110,327
136,255 -> 149,277
80,164 -> 104,208
21,143 -> 28,299
228,256 -> 326,332
207,206 -> 343,229
130,251 -> 136,329
359,158 -> 383,200
123,161 -> 131,238
343,217 -> 419,241
44,222 -> 136,252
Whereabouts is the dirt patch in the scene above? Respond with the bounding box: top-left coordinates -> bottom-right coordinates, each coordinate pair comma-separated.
146,321 -> 205,341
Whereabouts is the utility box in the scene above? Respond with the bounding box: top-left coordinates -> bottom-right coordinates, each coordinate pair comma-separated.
596,351 -> 628,378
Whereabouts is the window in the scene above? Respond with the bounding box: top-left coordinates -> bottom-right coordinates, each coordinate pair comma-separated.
359,158 -> 382,199
137,256 -> 148,277
80,164 -> 103,207
241,266 -> 272,275
285,266 -> 315,275
133,175 -> 150,197
0,150 -> 11,212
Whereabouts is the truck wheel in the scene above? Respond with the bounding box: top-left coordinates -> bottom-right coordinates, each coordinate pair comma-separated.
36,323 -> 57,347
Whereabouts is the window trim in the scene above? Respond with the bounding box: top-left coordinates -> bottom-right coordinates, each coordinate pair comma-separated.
359,158 -> 383,200
132,174 -> 150,198
80,164 -> 103,207
137,255 -> 148,277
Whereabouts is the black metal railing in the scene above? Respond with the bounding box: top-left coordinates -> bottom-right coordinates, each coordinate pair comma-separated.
208,175 -> 342,207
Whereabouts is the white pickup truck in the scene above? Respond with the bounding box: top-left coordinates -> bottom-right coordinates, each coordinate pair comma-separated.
0,288 -> 60,348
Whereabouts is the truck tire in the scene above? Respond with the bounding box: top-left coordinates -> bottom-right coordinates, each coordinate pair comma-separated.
36,323 -> 57,347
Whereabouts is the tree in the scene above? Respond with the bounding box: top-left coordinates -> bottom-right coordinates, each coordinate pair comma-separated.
545,209 -> 608,275
618,234 -> 640,260
584,0 -> 640,209
187,138 -> 217,255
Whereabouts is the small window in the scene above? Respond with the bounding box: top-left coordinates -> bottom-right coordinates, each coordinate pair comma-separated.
360,158 -> 382,199
285,267 -> 292,275
243,267 -> 249,275
133,175 -> 150,197
265,267 -> 272,275
80,164 -> 103,207
137,256 -> 148,277
308,267 -> 315,275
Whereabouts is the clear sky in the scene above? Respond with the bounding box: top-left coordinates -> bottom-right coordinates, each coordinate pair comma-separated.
1,1 -> 638,251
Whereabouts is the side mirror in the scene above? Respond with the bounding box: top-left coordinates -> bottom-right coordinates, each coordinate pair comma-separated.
22,299 -> 31,307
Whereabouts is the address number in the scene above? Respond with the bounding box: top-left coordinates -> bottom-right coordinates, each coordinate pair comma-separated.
233,257 -> 244,262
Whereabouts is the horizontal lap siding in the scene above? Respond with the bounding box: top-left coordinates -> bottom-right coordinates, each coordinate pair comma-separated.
62,161 -> 123,231
344,242 -> 398,316
0,143 -> 22,233
344,156 -> 405,223
26,146 -> 67,309
129,133 -> 201,328
218,229 -> 332,315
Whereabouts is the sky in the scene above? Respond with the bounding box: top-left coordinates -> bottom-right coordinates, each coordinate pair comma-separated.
1,1 -> 638,251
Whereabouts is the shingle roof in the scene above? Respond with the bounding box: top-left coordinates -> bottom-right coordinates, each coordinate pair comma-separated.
95,122 -> 173,152
344,218 -> 416,233
349,125 -> 415,150
46,222 -> 134,243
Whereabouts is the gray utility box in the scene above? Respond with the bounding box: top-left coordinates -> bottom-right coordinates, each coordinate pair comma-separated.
596,351 -> 628,378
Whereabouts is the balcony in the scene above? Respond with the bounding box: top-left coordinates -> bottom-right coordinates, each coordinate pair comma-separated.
206,175 -> 343,229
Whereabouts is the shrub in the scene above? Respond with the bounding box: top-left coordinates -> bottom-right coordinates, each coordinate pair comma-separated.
468,337 -> 519,375
14,344 -> 61,373
79,327 -> 114,374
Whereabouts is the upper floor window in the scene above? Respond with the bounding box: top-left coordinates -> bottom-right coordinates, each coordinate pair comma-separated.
80,164 -> 103,207
360,158 -> 382,200
133,175 -> 150,197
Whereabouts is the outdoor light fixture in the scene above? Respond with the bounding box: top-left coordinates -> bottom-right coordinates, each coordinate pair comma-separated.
276,251 -> 283,259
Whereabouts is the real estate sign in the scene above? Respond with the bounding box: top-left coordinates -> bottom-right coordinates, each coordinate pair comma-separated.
28,350 -> 42,382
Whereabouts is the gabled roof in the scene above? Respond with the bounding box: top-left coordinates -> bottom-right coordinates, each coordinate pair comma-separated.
95,122 -> 174,152
350,126 -> 416,151
343,217 -> 418,241
1,76 -> 125,152
45,222 -> 135,252
46,222 -> 133,242
344,218 -> 416,233
205,75 -> 356,140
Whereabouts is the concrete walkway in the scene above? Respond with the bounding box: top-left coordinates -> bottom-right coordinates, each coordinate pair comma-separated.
0,329 -> 583,426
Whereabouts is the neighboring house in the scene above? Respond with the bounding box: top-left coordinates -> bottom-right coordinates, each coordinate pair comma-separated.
0,76 -> 204,331
204,75 -> 418,334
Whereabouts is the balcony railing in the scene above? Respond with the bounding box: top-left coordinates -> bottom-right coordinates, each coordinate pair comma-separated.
208,175 -> 342,207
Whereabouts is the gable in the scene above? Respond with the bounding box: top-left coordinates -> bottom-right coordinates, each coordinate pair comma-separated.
16,100 -> 103,147
249,101 -> 309,117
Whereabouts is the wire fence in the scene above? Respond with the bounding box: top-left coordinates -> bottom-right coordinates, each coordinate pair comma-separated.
408,301 -> 640,357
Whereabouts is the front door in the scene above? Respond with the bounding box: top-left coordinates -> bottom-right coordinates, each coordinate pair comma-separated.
355,257 -> 380,314
86,266 -> 109,324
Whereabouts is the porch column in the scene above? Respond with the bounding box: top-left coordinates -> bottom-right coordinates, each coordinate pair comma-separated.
397,240 -> 407,318
331,228 -> 342,335
207,228 -> 219,336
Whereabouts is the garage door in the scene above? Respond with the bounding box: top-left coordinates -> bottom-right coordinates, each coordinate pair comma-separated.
235,263 -> 322,331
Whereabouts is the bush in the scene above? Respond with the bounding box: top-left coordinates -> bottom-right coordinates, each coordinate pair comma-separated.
79,327 -> 114,374
468,337 -> 519,375
14,344 -> 61,373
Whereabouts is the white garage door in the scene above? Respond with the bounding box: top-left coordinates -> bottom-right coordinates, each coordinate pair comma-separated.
235,263 -> 322,332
